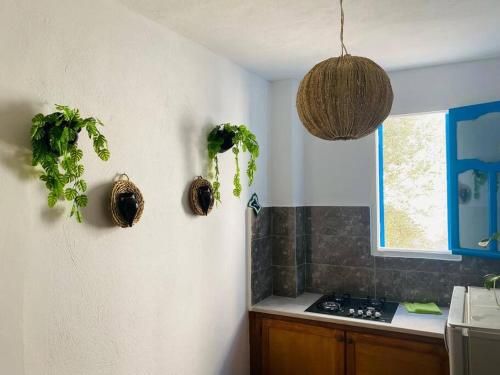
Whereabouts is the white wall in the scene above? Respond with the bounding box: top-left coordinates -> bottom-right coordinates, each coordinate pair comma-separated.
0,1 -> 269,374
268,80 -> 304,206
389,58 -> 500,116
268,57 -> 500,207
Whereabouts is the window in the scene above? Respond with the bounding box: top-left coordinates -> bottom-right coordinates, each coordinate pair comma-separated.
377,101 -> 500,259
378,112 -> 449,252
447,101 -> 500,259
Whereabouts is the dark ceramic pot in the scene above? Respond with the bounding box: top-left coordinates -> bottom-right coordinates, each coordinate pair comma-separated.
117,192 -> 139,227
64,133 -> 79,151
43,123 -> 81,157
216,128 -> 235,153
197,185 -> 213,215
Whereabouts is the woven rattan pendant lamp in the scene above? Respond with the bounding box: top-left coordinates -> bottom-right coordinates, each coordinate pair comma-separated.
297,0 -> 393,141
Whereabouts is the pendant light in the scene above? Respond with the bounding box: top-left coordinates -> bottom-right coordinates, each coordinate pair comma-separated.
296,0 -> 393,141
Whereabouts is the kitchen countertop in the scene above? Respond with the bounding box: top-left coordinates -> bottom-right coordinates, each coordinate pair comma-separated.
250,293 -> 448,339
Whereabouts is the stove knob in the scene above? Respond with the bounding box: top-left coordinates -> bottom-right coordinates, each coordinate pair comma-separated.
348,308 -> 355,315
374,312 -> 382,319
357,309 -> 364,316
366,310 -> 372,317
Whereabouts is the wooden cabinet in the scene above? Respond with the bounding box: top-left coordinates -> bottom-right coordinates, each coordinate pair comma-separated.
250,312 -> 449,375
261,318 -> 345,375
346,332 -> 448,375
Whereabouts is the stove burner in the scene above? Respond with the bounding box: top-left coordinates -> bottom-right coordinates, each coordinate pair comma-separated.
325,293 -> 351,305
363,297 -> 386,310
305,293 -> 398,323
318,301 -> 341,311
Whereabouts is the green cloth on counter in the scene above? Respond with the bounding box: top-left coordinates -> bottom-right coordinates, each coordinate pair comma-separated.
403,302 -> 442,315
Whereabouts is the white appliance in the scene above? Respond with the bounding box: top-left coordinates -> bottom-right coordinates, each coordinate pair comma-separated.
447,286 -> 500,375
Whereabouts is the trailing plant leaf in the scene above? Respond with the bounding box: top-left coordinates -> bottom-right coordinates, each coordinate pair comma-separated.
207,123 -> 259,203
484,274 -> 500,290
47,191 -> 58,208
70,147 -> 83,161
30,105 -> 110,222
207,133 -> 224,160
212,156 -> 221,203
233,146 -> 242,197
484,274 -> 500,307
75,179 -> 87,192
76,164 -> 84,178
73,205 -> 83,223
75,194 -> 88,208
97,148 -> 110,161
64,188 -> 78,201
56,104 -> 79,122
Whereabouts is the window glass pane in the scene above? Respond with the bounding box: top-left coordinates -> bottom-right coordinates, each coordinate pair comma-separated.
497,172 -> 500,236
457,112 -> 500,162
458,170 -> 489,250
382,112 -> 448,250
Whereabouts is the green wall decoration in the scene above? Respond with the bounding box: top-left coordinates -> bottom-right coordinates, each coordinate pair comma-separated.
247,193 -> 262,215
30,105 -> 110,223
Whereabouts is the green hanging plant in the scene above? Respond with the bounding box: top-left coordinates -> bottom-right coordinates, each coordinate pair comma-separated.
484,273 -> 500,307
30,105 -> 110,223
207,123 -> 259,203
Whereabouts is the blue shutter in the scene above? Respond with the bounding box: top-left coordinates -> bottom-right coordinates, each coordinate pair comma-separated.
447,101 -> 500,258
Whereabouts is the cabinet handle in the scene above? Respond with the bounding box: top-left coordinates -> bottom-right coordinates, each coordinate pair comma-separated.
346,338 -> 354,344
335,335 -> 344,342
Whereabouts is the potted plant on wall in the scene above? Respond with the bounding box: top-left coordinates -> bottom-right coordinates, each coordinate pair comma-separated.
207,123 -> 259,203
478,233 -> 500,307
484,272 -> 500,307
30,104 -> 110,222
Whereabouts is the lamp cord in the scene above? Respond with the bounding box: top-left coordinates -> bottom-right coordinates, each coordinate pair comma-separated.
340,0 -> 348,56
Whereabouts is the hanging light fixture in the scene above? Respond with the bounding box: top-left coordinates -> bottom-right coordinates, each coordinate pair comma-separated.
296,0 -> 393,141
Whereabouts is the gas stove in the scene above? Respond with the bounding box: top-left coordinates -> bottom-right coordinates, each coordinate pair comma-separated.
305,293 -> 399,323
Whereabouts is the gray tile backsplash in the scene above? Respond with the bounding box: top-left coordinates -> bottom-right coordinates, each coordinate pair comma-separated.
296,235 -> 306,265
250,208 -> 273,304
250,207 -> 305,303
271,207 -> 296,236
272,265 -> 297,297
272,236 -> 296,266
251,206 -> 500,306
251,266 -> 273,305
297,264 -> 305,295
306,206 -> 370,237
306,234 -> 373,267
251,206 -> 271,240
306,263 -> 376,297
251,237 -> 272,273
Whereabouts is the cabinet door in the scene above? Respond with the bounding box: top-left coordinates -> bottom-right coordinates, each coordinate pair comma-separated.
346,332 -> 448,375
261,318 -> 345,375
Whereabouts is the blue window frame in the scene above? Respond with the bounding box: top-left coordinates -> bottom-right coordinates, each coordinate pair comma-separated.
447,100 -> 500,259
378,128 -> 386,248
378,100 -> 500,258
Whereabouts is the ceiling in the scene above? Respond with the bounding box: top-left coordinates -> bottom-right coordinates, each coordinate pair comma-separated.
118,0 -> 500,81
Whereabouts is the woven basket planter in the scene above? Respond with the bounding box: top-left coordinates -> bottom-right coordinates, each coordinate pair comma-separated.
297,54 -> 393,141
189,176 -> 214,216
110,174 -> 144,228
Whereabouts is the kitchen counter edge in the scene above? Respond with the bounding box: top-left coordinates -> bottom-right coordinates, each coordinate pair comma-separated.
250,293 -> 448,339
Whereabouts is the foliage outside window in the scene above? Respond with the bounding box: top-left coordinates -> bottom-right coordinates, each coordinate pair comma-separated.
379,112 -> 448,251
